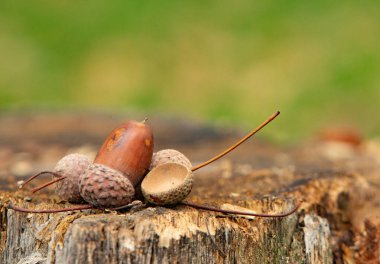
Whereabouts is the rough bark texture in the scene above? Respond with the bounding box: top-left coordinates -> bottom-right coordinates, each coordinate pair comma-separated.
0,112 -> 379,263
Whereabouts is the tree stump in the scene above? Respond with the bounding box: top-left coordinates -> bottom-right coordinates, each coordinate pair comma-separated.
0,113 -> 379,263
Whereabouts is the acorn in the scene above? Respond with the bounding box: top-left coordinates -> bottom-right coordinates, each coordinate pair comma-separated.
79,163 -> 135,208
94,119 -> 154,186
20,153 -> 91,203
79,119 -> 154,208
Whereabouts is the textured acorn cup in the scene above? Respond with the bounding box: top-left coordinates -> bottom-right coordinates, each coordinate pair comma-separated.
79,163 -> 135,208
149,149 -> 192,170
54,153 -> 90,203
94,119 -> 154,186
141,163 -> 193,205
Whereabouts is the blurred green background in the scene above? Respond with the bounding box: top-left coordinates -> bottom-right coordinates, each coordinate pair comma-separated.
0,1 -> 379,142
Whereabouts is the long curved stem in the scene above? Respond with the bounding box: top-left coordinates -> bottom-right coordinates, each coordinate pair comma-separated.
191,111 -> 280,172
32,176 -> 66,193
20,171 -> 63,188
181,200 -> 300,218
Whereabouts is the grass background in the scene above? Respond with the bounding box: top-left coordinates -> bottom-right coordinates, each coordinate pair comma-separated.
0,1 -> 379,142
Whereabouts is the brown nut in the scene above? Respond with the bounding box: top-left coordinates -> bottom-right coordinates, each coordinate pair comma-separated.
94,119 -> 154,186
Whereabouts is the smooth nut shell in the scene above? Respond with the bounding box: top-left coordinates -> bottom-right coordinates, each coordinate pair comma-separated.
94,120 -> 154,186
150,149 -> 192,170
79,163 -> 135,208
141,163 -> 193,205
54,153 -> 90,203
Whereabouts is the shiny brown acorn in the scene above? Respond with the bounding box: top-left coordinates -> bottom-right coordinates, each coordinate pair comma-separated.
20,153 -> 91,203
79,119 -> 154,208
94,119 -> 154,186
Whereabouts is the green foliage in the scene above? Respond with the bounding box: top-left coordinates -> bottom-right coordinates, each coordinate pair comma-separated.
0,1 -> 379,142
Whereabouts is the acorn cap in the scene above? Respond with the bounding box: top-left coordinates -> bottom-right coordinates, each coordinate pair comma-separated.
141,163 -> 193,205
54,153 -> 90,203
79,163 -> 135,208
150,149 -> 192,170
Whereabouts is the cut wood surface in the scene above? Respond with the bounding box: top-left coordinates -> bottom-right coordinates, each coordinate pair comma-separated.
0,112 -> 379,263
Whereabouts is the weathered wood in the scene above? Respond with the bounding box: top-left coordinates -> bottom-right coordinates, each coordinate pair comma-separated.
1,113 -> 379,263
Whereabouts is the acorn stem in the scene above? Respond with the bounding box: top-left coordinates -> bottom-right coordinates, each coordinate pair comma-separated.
191,111 -> 280,172
32,176 -> 67,193
20,171 -> 63,188
7,203 -> 94,213
181,199 -> 300,218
